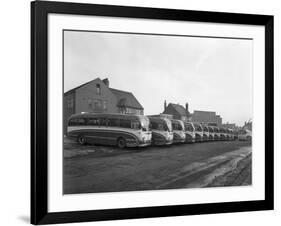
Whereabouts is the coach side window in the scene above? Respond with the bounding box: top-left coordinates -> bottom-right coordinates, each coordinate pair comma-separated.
108,118 -> 120,127
100,118 -> 109,126
68,118 -> 77,126
87,118 -> 100,126
69,118 -> 86,126
120,119 -> 131,129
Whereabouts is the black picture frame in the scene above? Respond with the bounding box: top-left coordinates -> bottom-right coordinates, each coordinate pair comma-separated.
31,1 -> 274,224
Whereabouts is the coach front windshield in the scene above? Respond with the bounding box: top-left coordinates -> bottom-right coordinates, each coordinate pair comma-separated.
185,123 -> 194,132
195,124 -> 202,132
172,121 -> 184,131
164,119 -> 172,132
140,116 -> 150,131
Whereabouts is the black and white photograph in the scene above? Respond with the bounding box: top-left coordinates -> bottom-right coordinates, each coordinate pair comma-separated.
63,30 -> 253,194
28,1 -> 274,224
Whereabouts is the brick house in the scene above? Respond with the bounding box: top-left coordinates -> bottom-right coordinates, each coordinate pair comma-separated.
191,110 -> 222,126
162,101 -> 191,121
63,77 -> 144,133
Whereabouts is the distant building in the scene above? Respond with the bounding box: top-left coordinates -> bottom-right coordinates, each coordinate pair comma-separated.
222,123 -> 237,130
148,113 -> 173,120
64,77 -> 144,133
162,101 -> 191,121
191,110 -> 222,126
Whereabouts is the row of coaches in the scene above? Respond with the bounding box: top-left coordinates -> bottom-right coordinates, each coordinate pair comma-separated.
66,113 -> 236,149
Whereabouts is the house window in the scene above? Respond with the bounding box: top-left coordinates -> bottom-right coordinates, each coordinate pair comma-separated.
67,99 -> 74,110
87,98 -> 102,111
103,101 -> 107,110
119,108 -> 126,114
96,84 -> 101,95
181,116 -> 187,121
94,99 -> 102,110
87,98 -> 93,110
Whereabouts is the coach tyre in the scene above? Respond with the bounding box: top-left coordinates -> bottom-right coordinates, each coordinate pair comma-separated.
78,135 -> 86,145
117,137 -> 126,149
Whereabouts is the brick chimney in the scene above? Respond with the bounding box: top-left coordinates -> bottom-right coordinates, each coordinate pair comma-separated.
185,102 -> 189,116
164,100 -> 167,111
102,78 -> 109,87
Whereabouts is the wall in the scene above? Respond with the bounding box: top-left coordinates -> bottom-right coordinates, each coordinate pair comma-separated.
163,105 -> 181,120
75,78 -> 118,114
63,91 -> 76,133
0,0 -> 279,226
192,111 -> 222,126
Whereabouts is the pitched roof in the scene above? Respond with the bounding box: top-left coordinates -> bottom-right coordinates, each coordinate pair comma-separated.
193,110 -> 216,114
168,103 -> 188,116
110,88 -> 143,110
64,78 -> 100,95
64,77 -> 143,110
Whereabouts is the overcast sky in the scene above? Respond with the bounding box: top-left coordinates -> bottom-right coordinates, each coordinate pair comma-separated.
64,30 -> 253,126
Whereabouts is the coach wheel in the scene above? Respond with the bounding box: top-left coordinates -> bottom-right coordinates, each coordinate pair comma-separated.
117,137 -> 126,149
78,135 -> 86,145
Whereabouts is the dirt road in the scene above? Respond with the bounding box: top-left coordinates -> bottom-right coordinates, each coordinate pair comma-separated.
63,141 -> 251,194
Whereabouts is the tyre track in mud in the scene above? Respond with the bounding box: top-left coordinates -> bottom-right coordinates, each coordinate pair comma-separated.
156,147 -> 252,189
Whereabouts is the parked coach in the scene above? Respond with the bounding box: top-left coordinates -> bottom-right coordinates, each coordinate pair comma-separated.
193,123 -> 204,142
148,117 -> 173,145
224,128 -> 230,140
226,129 -> 234,140
213,126 -> 220,141
208,126 -> 215,141
201,125 -> 210,141
230,129 -> 235,140
238,129 -> 252,141
184,122 -> 196,143
171,119 -> 186,143
219,127 -> 227,141
67,113 -> 152,148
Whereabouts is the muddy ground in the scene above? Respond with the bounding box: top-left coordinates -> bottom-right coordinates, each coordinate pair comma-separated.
63,140 -> 252,194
